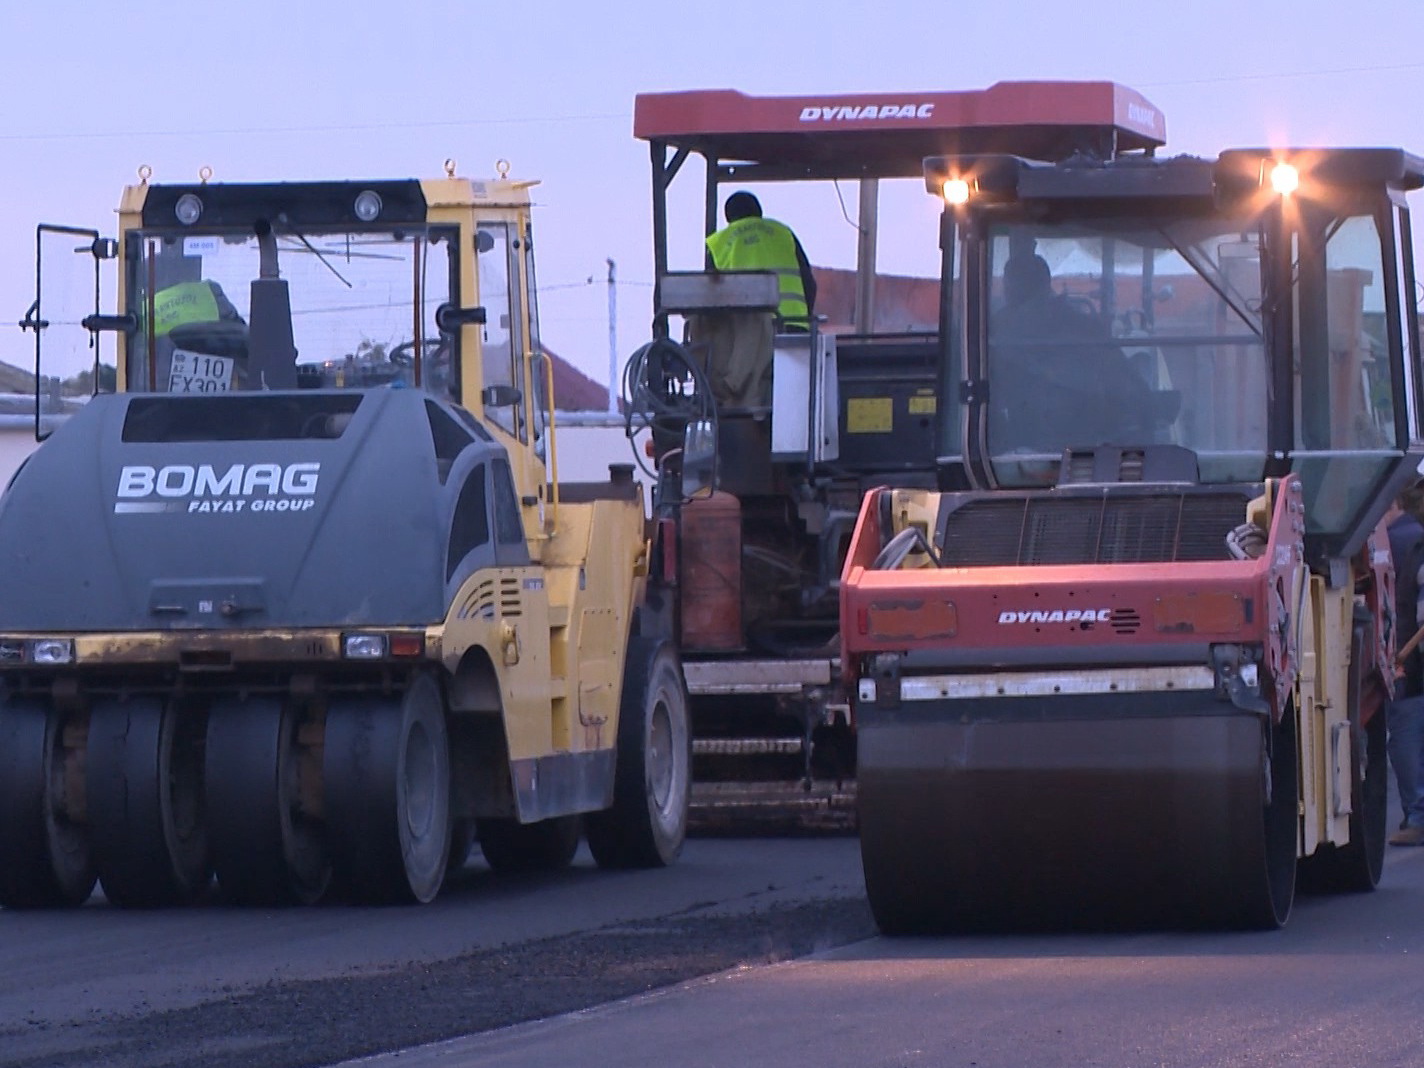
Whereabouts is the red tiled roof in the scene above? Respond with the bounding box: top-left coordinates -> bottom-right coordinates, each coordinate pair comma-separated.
546,346 -> 611,411
812,268 -> 939,333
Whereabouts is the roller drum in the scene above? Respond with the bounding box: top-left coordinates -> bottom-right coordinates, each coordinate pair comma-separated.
859,699 -> 1296,933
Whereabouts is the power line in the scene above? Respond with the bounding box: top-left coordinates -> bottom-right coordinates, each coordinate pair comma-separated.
8,60 -> 1420,145
0,112 -> 630,144
541,278 -> 653,292
1139,61 -> 1424,89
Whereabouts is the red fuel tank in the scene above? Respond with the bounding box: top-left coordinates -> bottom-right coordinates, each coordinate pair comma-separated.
679,491 -> 742,651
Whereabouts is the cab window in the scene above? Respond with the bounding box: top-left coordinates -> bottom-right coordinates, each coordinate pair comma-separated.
477,223 -> 526,440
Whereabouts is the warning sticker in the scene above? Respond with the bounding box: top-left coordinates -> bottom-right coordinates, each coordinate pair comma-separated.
847,397 -> 893,434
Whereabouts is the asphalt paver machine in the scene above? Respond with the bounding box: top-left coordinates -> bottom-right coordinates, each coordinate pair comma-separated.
626,82 -> 1165,826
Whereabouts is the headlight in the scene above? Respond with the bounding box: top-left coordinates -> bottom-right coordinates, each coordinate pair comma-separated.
353,190 -> 383,222
941,178 -> 971,206
342,633 -> 388,660
174,193 -> 204,225
0,637 -> 78,666
1270,162 -> 1299,196
30,639 -> 75,665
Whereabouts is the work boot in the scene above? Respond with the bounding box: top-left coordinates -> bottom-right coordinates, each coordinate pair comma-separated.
1388,825 -> 1424,847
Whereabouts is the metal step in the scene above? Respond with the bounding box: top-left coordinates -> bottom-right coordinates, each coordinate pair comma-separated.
690,780 -> 858,835
682,658 -> 836,696
693,737 -> 804,757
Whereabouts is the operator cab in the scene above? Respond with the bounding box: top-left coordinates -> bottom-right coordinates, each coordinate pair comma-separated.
23,172 -> 550,454
931,149 -> 1424,562
20,169 -> 567,554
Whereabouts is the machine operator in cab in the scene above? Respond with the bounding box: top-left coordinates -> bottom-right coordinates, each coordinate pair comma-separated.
991,250 -> 1161,452
150,278 -> 248,393
698,191 -> 817,409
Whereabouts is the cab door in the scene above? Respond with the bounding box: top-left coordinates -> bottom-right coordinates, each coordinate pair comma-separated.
18,225 -> 115,440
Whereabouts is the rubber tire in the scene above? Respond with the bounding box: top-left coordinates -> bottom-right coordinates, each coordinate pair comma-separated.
0,697 -> 95,908
88,696 -> 210,908
1244,707 -> 1300,929
206,695 -> 330,906
585,637 -> 691,869
324,675 -> 450,904
1298,623 -> 1388,893
476,815 -> 581,873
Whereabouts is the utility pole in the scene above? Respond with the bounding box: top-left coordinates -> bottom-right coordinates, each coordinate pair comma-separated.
855,179 -> 879,334
607,258 -> 618,414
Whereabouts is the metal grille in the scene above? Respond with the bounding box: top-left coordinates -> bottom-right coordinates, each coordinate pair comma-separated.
458,578 -> 495,621
1110,608 -> 1142,634
499,576 -> 523,617
937,491 -> 1249,567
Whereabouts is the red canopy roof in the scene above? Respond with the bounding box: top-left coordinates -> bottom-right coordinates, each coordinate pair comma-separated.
634,82 -> 1165,175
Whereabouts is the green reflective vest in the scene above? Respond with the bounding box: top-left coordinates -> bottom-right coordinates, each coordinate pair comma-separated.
705,217 -> 809,323
152,281 -> 221,337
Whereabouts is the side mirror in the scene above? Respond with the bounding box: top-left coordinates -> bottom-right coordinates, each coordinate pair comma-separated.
681,418 -> 717,499
482,384 -> 522,408
436,302 -> 487,334
80,313 -> 137,334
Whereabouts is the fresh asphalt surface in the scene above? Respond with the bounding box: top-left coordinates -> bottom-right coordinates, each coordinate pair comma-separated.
352,846 -> 1424,1068
0,836 -> 871,1068
4,833 -> 1424,1067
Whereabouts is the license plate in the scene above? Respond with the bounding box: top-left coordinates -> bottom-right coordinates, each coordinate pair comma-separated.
169,348 -> 235,393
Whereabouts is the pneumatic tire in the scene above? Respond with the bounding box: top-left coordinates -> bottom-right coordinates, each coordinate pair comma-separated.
206,695 -> 330,906
0,697 -> 95,908
586,637 -> 691,868
87,696 -> 211,908
324,674 -> 451,904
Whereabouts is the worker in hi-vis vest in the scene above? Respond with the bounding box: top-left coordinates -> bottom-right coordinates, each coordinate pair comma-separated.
152,280 -> 224,336
148,279 -> 248,392
705,191 -> 816,331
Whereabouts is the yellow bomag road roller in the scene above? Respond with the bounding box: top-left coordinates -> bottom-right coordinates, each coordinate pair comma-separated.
842,142 -> 1424,931
0,164 -> 692,908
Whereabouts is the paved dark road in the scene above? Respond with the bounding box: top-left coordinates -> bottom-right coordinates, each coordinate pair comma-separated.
357,848 -> 1424,1068
7,838 -> 1424,1068
0,837 -> 870,1068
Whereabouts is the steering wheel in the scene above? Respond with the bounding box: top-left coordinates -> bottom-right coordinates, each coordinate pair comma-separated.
388,338 -> 446,367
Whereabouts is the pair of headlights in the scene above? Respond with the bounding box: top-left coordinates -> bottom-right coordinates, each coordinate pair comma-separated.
939,162 -> 1301,205
0,633 -> 424,666
173,190 -> 385,226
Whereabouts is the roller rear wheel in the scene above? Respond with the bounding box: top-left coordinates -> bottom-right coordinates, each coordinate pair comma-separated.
0,697 -> 94,908
87,696 -> 210,907
585,638 -> 691,869
324,675 -> 450,903
206,696 -> 329,905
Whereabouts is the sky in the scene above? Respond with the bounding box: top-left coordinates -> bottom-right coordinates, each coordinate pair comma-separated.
4,0 -> 1424,399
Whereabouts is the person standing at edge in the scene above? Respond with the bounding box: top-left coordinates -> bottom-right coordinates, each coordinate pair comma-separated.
1386,483 -> 1424,846
706,191 -> 816,331
693,191 -> 817,409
